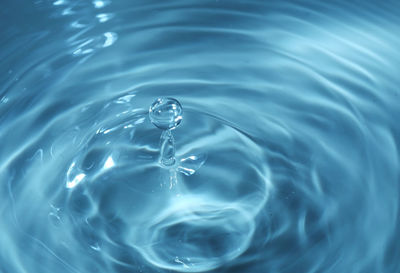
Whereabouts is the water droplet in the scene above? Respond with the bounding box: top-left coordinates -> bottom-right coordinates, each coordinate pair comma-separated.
149,98 -> 183,130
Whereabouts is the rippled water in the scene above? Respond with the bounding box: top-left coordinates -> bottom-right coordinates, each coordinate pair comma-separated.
1,1 -> 400,272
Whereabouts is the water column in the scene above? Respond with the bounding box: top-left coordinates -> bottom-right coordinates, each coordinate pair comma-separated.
149,98 -> 183,168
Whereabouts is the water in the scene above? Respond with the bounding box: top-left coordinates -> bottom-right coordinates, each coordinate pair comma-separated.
1,0 -> 400,272
149,98 -> 183,130
150,97 -> 182,167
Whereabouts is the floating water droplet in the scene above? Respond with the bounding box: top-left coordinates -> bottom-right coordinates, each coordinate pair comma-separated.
149,98 -> 183,130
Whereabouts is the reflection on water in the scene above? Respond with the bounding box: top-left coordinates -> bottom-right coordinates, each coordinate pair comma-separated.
0,0 -> 400,273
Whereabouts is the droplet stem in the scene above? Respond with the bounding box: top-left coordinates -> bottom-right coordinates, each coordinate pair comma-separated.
160,130 -> 176,167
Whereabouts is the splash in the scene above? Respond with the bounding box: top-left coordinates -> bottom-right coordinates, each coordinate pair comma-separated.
149,97 -> 207,188
149,97 -> 183,167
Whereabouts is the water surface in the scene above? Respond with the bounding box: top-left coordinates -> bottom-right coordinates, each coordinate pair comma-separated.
1,1 -> 400,272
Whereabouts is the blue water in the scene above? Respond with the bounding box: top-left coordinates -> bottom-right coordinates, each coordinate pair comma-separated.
1,0 -> 400,272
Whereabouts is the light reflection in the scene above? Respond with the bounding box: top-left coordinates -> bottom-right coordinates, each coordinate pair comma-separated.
96,13 -> 114,23
93,0 -> 110,9
104,156 -> 115,169
66,173 -> 86,188
176,153 -> 207,176
0,97 -> 9,103
176,166 -> 195,176
73,38 -> 95,55
73,48 -> 94,55
115,94 -> 136,103
62,7 -> 75,15
71,21 -> 87,29
134,117 -> 146,125
103,32 -> 118,47
53,0 -> 67,6
90,242 -> 101,251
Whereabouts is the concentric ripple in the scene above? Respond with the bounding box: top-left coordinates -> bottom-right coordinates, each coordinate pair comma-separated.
1,0 -> 400,273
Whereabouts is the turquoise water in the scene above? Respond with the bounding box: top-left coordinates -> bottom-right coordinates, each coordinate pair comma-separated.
1,0 -> 400,272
